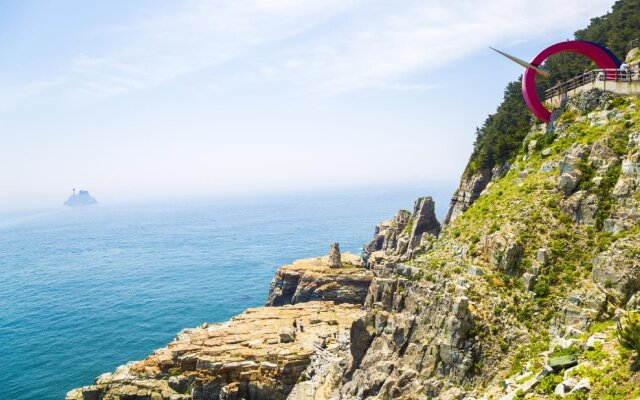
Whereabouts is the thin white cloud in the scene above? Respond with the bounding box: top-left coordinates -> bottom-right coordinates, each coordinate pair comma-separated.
0,0 -> 614,106
268,0 -> 614,94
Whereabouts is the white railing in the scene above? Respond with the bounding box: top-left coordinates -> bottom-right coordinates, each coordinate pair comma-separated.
544,66 -> 640,101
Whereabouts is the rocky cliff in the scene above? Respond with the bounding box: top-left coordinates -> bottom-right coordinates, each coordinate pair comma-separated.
67,301 -> 364,400
338,91 -> 640,399
67,91 -> 640,400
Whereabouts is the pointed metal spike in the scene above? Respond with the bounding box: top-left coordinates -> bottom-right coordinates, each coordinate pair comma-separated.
489,47 -> 551,78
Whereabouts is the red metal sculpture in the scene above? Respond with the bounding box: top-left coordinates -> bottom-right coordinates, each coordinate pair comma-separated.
522,40 -> 620,123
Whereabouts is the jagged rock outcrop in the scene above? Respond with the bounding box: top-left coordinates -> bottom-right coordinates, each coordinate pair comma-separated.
67,302 -> 363,400
408,197 -> 441,248
362,197 -> 440,266
340,92 -> 640,400
443,169 -> 492,226
265,253 -> 373,307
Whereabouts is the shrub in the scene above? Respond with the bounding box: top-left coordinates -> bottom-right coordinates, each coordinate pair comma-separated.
617,312 -> 640,360
549,344 -> 582,358
533,278 -> 550,297
537,373 -> 563,394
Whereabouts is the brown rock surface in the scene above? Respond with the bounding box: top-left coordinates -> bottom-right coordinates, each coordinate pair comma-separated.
66,301 -> 363,400
265,253 -> 373,306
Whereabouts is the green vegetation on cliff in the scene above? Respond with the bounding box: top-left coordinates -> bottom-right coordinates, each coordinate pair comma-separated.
410,93 -> 640,399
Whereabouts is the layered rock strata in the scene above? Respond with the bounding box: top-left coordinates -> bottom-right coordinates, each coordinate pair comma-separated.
66,302 -> 363,400
265,253 -> 373,307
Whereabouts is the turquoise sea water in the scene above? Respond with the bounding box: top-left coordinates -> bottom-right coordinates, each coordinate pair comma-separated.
0,185 -> 451,400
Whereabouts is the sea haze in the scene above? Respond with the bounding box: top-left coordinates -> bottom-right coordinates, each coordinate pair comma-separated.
0,184 -> 453,400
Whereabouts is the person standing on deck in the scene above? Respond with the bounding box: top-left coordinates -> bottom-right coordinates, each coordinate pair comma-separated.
621,62 -> 629,81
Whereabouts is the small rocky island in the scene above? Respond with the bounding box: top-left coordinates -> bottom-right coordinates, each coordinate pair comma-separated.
64,189 -> 97,207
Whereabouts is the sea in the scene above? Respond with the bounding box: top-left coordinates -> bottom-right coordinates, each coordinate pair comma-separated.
0,184 -> 452,400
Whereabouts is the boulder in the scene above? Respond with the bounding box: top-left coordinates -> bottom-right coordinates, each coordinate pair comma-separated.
279,327 -> 297,343
536,248 -> 550,266
558,145 -> 590,196
586,333 -> 605,350
522,273 -> 536,291
467,265 -> 485,276
482,233 -> 523,272
548,355 -> 578,371
168,376 -> 188,393
570,377 -> 591,394
560,304 -> 586,328
558,172 -> 580,196
627,292 -> 640,310
535,365 -> 554,379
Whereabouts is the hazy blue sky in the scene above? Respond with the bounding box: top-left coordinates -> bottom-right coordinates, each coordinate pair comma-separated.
0,0 -> 615,209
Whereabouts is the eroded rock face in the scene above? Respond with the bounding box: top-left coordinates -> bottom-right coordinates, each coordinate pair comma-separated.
605,131 -> 640,232
67,302 -> 363,400
554,128 -> 640,232
286,330 -> 353,400
480,232 -> 523,272
362,197 -> 441,266
444,169 -> 492,226
409,197 -> 441,248
265,253 -> 373,307
339,263 -> 480,400
558,144 -> 590,197
567,88 -> 612,112
560,190 -> 599,225
592,236 -> 640,305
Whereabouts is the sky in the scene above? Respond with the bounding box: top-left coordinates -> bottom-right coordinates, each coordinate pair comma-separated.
0,0 -> 616,210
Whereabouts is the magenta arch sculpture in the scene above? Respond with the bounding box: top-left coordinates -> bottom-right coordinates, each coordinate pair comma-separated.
522,40 -> 621,123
